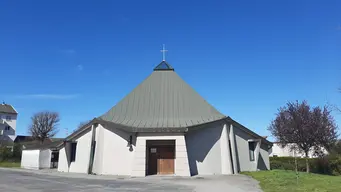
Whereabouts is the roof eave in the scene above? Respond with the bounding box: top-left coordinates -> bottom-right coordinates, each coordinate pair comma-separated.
224,117 -> 273,146
64,118 -> 228,144
98,119 -> 188,133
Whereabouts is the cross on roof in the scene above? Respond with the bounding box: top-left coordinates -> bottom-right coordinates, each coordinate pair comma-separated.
160,44 -> 168,61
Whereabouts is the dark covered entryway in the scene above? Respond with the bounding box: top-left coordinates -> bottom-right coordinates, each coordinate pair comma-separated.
146,140 -> 175,175
50,150 -> 59,168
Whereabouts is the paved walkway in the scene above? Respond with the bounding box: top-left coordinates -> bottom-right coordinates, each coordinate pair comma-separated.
0,168 -> 262,192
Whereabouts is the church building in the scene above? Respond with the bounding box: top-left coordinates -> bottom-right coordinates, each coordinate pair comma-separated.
57,59 -> 272,176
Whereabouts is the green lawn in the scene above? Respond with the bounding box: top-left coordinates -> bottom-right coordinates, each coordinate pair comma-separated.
243,170 -> 341,192
0,162 -> 20,168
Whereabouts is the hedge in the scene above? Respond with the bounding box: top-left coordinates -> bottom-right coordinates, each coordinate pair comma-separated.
270,156 -> 341,175
0,144 -> 22,162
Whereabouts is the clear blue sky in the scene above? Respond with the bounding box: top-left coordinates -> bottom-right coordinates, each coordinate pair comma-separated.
1,0 -> 340,140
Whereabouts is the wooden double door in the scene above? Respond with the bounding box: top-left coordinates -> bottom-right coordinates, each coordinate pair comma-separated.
148,145 -> 175,175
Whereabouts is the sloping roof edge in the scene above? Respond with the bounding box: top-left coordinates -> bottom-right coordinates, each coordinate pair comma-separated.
60,117 -> 228,145
0,104 -> 18,114
58,116 -> 272,147
225,117 -> 273,146
57,118 -> 98,146
185,116 -> 272,146
23,140 -> 64,150
60,117 -> 190,145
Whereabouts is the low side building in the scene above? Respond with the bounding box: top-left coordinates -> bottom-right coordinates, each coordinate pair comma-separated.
21,140 -> 62,170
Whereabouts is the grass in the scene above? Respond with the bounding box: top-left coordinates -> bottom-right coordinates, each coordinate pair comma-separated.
242,170 -> 341,192
0,162 -> 20,168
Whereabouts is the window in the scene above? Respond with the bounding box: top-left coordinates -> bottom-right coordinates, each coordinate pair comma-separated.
70,142 -> 77,162
5,126 -> 10,131
249,142 -> 255,161
150,148 -> 157,153
6,116 -> 11,121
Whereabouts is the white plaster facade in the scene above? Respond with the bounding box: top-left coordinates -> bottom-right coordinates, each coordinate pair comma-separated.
186,122 -> 270,175
233,125 -> 270,172
57,121 -> 271,177
186,122 -> 226,175
131,133 -> 190,177
0,112 -> 17,141
21,150 -> 40,170
59,124 -> 191,176
269,143 -> 328,158
58,129 -> 92,173
21,149 -> 52,169
92,124 -> 135,175
57,147 -> 68,171
39,149 -> 52,169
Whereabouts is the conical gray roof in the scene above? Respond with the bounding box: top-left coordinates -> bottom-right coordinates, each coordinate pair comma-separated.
100,61 -> 226,130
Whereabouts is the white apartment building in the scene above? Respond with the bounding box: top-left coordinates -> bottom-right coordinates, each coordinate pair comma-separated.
269,143 -> 328,158
0,103 -> 18,142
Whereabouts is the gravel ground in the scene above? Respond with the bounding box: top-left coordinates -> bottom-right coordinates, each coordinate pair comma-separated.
0,168 -> 262,192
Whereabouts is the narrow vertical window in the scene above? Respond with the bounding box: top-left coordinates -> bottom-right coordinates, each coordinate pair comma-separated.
70,142 -> 77,162
249,142 -> 255,161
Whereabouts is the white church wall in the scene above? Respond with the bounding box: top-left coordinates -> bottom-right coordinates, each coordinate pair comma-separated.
21,149 -> 40,170
234,126 -> 270,172
39,149 -> 51,169
99,126 -> 135,175
234,127 -> 255,172
57,147 -> 68,172
259,143 -> 270,170
68,129 -> 92,173
92,124 -> 104,174
185,123 -> 224,175
57,129 -> 93,174
220,124 -> 233,174
131,133 -> 190,177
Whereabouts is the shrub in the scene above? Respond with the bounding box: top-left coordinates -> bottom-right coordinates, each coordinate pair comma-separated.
12,144 -> 22,161
270,156 -> 341,176
270,156 -> 309,172
0,147 -> 13,161
0,144 -> 22,162
325,155 -> 341,175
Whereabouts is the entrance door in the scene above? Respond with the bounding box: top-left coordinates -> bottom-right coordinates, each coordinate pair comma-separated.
146,140 -> 175,176
148,147 -> 158,175
157,146 -> 175,175
50,151 -> 59,168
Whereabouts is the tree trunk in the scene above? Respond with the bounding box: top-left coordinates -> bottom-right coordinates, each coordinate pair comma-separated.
305,152 -> 310,173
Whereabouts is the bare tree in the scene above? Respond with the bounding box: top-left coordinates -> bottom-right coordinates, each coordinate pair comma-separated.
77,120 -> 90,129
28,111 -> 60,143
268,100 -> 338,172
337,88 -> 341,112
